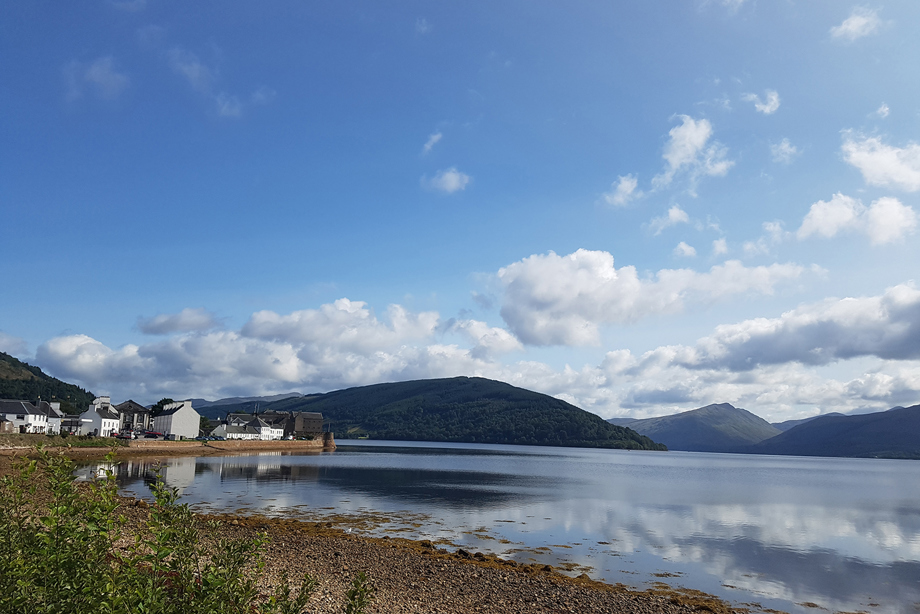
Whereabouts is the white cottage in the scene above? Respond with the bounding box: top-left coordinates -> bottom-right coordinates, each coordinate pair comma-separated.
151,400 -> 200,440
79,397 -> 120,437
0,400 -> 50,434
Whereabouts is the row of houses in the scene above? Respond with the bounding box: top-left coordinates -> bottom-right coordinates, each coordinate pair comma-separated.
1,396 -> 325,442
0,396 -> 201,439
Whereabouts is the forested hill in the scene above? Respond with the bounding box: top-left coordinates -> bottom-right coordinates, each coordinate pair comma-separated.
0,352 -> 95,414
266,376 -> 667,450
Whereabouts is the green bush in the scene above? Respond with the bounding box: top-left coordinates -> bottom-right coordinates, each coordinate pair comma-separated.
0,449 -> 373,614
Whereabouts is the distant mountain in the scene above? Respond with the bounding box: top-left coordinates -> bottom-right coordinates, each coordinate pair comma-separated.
609,403 -> 781,452
606,417 -> 638,427
746,404 -> 920,459
192,392 -> 304,409
257,376 -> 666,450
772,413 -> 845,432
0,352 -> 94,414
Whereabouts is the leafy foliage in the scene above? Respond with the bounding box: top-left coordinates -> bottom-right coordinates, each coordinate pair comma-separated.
0,351 -> 94,414
270,376 -> 666,450
0,449 -> 373,613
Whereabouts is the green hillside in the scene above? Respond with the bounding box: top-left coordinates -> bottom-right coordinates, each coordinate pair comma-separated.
747,404 -> 920,459
610,403 -> 781,452
0,352 -> 95,414
266,376 -> 666,450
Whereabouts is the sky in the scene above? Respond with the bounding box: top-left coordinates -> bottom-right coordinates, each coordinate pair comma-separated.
2,1 -> 920,421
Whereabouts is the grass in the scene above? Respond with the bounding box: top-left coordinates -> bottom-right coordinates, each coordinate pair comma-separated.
0,447 -> 374,614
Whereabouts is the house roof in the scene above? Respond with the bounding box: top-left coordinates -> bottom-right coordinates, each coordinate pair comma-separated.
114,399 -> 149,414
97,407 -> 119,421
0,400 -> 47,416
222,424 -> 260,435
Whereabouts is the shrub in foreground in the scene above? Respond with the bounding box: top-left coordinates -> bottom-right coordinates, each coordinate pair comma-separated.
0,449 -> 374,614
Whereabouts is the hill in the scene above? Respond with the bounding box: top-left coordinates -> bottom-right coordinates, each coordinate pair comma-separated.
746,404 -> 920,459
261,376 -> 665,450
608,403 -> 781,452
771,412 -> 845,432
0,352 -> 95,414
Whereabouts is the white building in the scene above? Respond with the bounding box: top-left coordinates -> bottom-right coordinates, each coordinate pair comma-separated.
45,403 -> 65,435
151,400 -> 200,440
79,396 -> 120,437
211,416 -> 284,440
0,400 -> 50,434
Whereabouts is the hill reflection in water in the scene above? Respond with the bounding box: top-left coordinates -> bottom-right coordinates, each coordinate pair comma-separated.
102,442 -> 920,614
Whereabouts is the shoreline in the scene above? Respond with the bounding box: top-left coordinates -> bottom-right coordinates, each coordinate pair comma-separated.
0,445 -> 747,614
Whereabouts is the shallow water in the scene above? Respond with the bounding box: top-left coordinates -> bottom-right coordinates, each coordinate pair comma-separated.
92,441 -> 920,613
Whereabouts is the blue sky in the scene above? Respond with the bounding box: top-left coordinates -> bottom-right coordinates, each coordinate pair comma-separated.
2,1 -> 920,420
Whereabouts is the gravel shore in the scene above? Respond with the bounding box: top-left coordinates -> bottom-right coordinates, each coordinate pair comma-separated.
176,509 -> 740,614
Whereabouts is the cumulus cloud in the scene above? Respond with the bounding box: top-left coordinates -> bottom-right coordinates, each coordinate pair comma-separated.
450,319 -> 523,359
674,242 -> 697,258
875,103 -> 890,118
603,174 -> 643,207
797,193 -> 917,245
64,56 -> 129,101
422,132 -> 442,155
830,7 -> 882,41
652,116 -> 733,193
37,299 -> 469,401
712,238 -> 728,256
842,135 -> 920,192
137,308 -> 220,335
742,90 -> 781,115
423,167 -> 471,193
771,138 -> 800,164
744,221 -> 789,257
683,283 -> 920,370
496,249 -> 807,346
649,205 -> 690,235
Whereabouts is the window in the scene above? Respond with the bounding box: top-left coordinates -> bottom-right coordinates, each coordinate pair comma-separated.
16,415 -> 24,420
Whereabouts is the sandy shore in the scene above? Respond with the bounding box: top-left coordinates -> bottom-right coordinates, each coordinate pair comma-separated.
1,446 -> 743,614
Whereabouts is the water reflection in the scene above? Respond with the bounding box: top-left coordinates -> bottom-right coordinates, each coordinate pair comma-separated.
99,443 -> 920,614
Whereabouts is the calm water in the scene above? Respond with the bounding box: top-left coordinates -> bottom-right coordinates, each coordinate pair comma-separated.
92,441 -> 920,613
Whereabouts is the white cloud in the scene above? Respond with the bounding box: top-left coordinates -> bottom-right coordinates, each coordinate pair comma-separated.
742,90 -> 781,115
450,319 -> 523,359
865,197 -> 919,245
168,47 -> 213,94
422,132 -> 442,155
712,238 -> 728,256
684,283 -> 920,370
137,308 -> 221,335
423,167 -> 471,193
798,193 -> 917,244
674,242 -> 697,258
830,7 -> 882,41
497,249 -> 807,346
652,116 -> 733,193
771,138 -> 800,164
798,193 -> 863,239
875,103 -> 890,118
0,332 -> 28,357
842,135 -> 920,192
603,174 -> 643,207
649,205 -> 690,235
744,221 -> 789,256
415,17 -> 432,34
215,93 -> 243,117
64,56 -> 129,101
